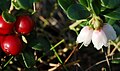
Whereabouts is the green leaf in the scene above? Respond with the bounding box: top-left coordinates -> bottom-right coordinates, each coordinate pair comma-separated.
78,0 -> 88,7
29,0 -> 41,3
16,0 -> 32,10
22,49 -> 35,68
101,0 -> 120,9
67,4 -> 90,20
28,36 -> 51,51
104,7 -> 120,20
58,0 -> 75,12
0,0 -> 10,11
2,11 -> 16,23
12,0 -> 21,10
91,0 -> 101,15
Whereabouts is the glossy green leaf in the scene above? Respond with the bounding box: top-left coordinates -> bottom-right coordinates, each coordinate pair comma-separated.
22,49 -> 35,68
0,0 -> 10,10
104,7 -> 120,20
101,0 -> 120,8
78,0 -> 88,7
2,11 -> 16,23
16,0 -> 32,10
58,0 -> 75,12
91,0 -> 101,15
108,19 -> 116,25
67,4 -> 90,20
28,36 -> 51,51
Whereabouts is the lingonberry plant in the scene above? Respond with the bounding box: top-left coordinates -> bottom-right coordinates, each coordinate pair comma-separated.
59,0 -> 120,70
0,0 -> 40,70
0,0 -> 120,71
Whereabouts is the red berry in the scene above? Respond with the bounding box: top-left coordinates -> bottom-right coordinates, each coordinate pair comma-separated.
0,15 -> 14,35
15,15 -> 34,35
0,35 -> 5,44
1,35 -> 22,55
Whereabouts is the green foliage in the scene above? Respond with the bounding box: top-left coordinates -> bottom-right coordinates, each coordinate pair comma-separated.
78,0 -> 88,7
104,7 -> 120,20
101,0 -> 120,9
2,11 -> 16,23
16,0 -> 32,10
0,0 -> 120,70
22,49 -> 36,68
58,0 -> 75,12
28,35 -> 51,51
67,4 -> 90,20
58,0 -> 120,21
91,0 -> 101,15
0,0 -> 10,11
12,0 -> 39,10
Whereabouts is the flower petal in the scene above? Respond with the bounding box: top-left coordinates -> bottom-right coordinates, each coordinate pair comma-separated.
103,24 -> 117,40
92,29 -> 107,50
76,26 -> 93,46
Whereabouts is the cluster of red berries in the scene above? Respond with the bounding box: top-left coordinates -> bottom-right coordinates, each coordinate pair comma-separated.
0,15 -> 34,55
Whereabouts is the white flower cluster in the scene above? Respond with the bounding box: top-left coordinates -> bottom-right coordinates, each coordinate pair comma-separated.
76,24 -> 117,50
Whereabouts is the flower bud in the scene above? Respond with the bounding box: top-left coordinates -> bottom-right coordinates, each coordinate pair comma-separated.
90,16 -> 103,30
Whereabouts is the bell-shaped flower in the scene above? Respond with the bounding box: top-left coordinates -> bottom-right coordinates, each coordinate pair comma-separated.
76,26 -> 93,46
92,29 -> 107,50
76,24 -> 117,50
102,24 -> 117,40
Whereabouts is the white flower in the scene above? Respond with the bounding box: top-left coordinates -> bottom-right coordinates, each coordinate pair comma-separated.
76,26 -> 93,46
102,24 -> 117,40
92,29 -> 107,50
76,24 -> 117,50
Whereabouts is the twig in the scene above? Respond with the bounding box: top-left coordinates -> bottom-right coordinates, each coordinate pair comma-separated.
69,20 -> 87,29
105,52 -> 111,71
108,40 -> 118,56
85,57 -> 120,71
64,44 -> 80,64
108,47 -> 117,56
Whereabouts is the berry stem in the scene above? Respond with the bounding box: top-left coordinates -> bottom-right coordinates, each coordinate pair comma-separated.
8,0 -> 14,14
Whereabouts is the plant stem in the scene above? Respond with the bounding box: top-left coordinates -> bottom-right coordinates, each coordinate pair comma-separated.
3,56 -> 14,68
69,20 -> 87,29
50,39 -> 68,71
8,0 -> 14,13
108,40 -> 118,56
104,52 -> 111,71
50,39 -> 65,50
52,48 -> 68,71
53,48 -> 63,64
